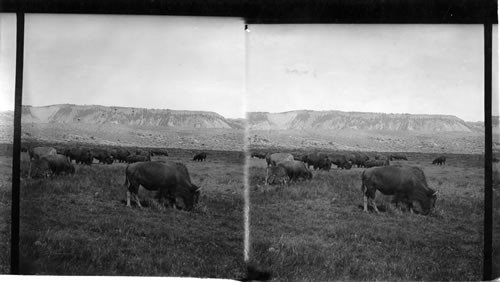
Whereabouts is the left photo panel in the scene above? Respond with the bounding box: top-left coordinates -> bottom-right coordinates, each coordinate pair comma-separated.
0,13 -> 16,273
17,14 -> 246,277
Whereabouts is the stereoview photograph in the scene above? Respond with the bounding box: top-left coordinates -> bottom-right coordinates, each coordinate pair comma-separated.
12,14 -> 246,278
246,24 -> 485,281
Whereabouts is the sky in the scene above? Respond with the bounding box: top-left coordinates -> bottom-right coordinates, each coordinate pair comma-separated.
0,16 -> 498,121
0,13 -> 16,112
5,14 -> 245,118
246,24 -> 488,122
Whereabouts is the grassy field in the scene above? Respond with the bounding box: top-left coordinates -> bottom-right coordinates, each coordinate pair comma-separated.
248,153 -> 484,281
17,147 -> 246,278
0,154 -> 12,274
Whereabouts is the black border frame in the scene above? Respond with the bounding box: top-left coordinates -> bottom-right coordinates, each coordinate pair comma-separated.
2,0 -> 497,279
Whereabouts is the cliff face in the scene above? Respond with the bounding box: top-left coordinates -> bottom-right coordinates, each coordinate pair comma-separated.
247,110 -> 481,132
22,104 -> 242,129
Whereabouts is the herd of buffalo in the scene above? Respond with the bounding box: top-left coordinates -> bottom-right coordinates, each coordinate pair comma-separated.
256,151 -> 442,215
22,144 -> 447,214
23,145 -> 206,211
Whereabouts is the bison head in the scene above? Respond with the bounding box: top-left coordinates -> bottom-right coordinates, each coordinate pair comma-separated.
174,185 -> 201,211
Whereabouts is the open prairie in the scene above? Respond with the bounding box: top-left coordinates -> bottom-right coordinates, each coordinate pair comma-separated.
0,144 -> 13,273
17,143 -> 246,278
248,151 -> 484,281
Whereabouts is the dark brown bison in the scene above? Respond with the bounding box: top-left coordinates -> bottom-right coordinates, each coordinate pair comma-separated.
361,165 -> 438,215
193,152 -> 207,162
124,161 -> 201,211
302,152 -> 331,171
251,152 -> 267,159
150,149 -> 169,157
374,153 -> 389,161
267,153 -> 294,167
126,154 -> 151,163
29,146 -> 57,161
389,153 -> 408,161
91,148 -> 113,164
349,152 -> 370,168
364,159 -> 390,168
265,166 -> 289,186
110,148 -> 131,163
64,147 -> 93,165
30,158 -> 52,178
278,160 -> 312,182
329,153 -> 351,169
432,156 -> 446,166
31,154 -> 75,178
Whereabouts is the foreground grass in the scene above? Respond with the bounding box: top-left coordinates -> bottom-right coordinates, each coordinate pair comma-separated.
19,151 -> 245,277
0,155 -> 12,273
249,156 -> 483,281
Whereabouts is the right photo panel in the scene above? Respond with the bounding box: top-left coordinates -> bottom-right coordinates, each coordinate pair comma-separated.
246,24 -> 484,280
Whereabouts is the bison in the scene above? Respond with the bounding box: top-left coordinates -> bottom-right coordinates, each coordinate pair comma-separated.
126,154 -> 151,163
374,153 -> 389,161
329,153 -> 351,169
349,152 -> 370,168
389,153 -> 408,161
251,152 -> 267,159
30,158 -> 52,178
432,156 -> 446,166
364,159 -> 389,168
193,152 -> 207,162
267,153 -> 294,167
265,166 -> 289,186
29,146 -> 57,161
64,147 -> 93,165
111,148 -> 131,163
150,149 -> 169,157
361,165 -> 437,215
124,161 -> 201,211
30,154 -> 75,178
92,148 -> 113,164
302,152 -> 331,171
278,160 -> 312,182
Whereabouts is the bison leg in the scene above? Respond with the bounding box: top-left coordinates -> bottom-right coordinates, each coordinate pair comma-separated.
126,191 -> 132,207
370,198 -> 380,213
133,193 -> 142,208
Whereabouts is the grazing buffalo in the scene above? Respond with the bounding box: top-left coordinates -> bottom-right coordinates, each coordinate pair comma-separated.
30,158 -> 52,178
31,154 -> 75,178
349,152 -> 370,168
193,152 -> 207,162
126,154 -> 151,163
278,160 -> 312,182
124,161 -> 201,211
374,153 -> 389,161
267,153 -> 294,167
361,165 -> 438,215
302,152 -> 331,171
329,154 -> 351,169
389,153 -> 408,161
76,147 -> 93,165
29,146 -> 57,160
251,152 -> 267,159
112,148 -> 131,163
265,166 -> 289,186
150,149 -> 169,157
43,154 -> 76,175
364,159 -> 390,168
92,148 -> 114,164
64,147 -> 93,165
432,156 -> 447,166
